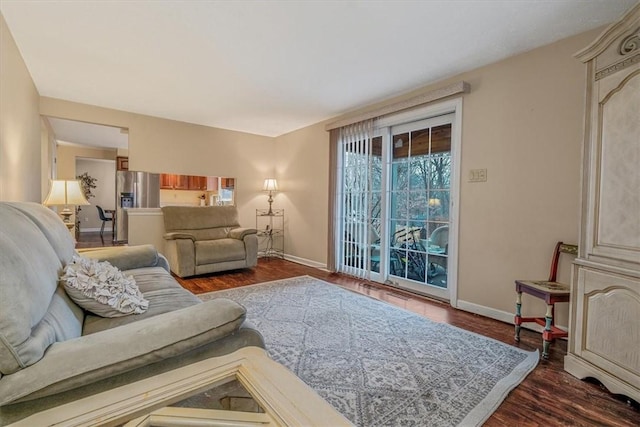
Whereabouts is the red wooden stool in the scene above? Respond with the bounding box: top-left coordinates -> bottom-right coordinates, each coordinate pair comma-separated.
514,242 -> 577,359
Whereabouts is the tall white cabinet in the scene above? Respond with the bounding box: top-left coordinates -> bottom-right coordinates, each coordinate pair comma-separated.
564,3 -> 640,402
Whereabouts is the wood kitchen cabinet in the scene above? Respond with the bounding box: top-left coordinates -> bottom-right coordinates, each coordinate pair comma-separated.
160,174 -> 175,189
220,178 -> 235,189
161,174 -> 208,190
174,175 -> 190,190
188,176 -> 207,191
116,156 -> 129,171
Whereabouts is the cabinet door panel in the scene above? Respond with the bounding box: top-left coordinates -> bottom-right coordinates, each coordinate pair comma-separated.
160,174 -> 174,189
575,268 -> 640,389
188,176 -> 207,190
594,69 -> 640,263
174,175 -> 189,190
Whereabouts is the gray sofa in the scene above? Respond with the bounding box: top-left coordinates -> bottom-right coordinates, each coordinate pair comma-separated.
0,202 -> 264,425
162,206 -> 258,278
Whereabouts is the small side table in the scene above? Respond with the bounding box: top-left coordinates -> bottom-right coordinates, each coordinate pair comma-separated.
256,209 -> 284,258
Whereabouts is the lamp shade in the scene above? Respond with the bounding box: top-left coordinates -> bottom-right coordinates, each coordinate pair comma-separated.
43,180 -> 90,206
262,179 -> 278,192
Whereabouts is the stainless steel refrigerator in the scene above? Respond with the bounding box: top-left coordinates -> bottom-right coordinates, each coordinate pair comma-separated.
115,171 -> 160,242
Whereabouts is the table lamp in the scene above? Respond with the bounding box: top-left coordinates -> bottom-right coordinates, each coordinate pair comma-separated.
43,179 -> 90,225
262,178 -> 278,215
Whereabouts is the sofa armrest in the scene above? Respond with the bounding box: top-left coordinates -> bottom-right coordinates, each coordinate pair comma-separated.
0,299 -> 247,405
163,232 -> 196,241
229,228 -> 257,240
77,244 -> 163,271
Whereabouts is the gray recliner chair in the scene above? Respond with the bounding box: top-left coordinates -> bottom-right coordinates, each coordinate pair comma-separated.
162,205 -> 258,278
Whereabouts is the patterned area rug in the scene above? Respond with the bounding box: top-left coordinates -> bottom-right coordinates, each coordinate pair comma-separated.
199,276 -> 538,426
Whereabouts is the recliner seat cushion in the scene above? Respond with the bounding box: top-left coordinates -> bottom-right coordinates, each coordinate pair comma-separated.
195,239 -> 246,265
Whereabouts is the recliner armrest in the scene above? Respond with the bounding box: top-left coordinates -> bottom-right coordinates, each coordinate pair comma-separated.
229,228 -> 257,240
163,232 -> 196,241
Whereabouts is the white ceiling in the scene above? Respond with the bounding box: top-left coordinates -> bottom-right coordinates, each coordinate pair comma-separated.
1,1 -> 637,137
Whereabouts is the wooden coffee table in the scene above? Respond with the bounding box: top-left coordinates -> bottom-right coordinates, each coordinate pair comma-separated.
10,347 -> 352,427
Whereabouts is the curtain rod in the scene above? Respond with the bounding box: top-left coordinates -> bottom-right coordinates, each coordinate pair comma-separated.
325,81 -> 470,131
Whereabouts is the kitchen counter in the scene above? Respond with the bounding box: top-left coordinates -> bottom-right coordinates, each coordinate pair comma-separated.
126,208 -> 165,254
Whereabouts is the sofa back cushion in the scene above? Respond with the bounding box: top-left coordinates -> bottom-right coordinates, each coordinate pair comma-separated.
0,203 -> 83,375
162,206 -> 240,241
5,202 -> 76,265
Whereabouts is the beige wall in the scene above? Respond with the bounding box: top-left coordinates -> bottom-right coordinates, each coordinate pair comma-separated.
452,31 -> 592,322
55,145 -> 117,225
273,121 -> 330,266
76,158 -> 117,231
4,8 -> 597,324
40,118 -> 56,201
39,98 -> 275,228
56,145 -> 117,180
274,28 -> 600,324
0,13 -> 41,202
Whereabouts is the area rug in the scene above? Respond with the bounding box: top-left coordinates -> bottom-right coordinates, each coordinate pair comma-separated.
199,276 -> 538,426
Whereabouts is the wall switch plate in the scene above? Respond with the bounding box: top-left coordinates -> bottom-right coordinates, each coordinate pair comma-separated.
469,168 -> 487,182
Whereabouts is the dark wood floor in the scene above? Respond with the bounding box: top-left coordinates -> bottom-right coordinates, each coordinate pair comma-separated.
77,233 -> 640,426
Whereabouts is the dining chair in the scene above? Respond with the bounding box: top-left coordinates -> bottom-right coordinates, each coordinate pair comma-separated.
96,205 -> 113,237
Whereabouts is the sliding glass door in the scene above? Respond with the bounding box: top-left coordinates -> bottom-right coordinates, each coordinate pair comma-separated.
387,116 -> 452,298
337,111 -> 457,301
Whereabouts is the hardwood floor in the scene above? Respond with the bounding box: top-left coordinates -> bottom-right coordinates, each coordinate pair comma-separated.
175,259 -> 639,427
75,234 -> 639,426
75,231 -> 119,249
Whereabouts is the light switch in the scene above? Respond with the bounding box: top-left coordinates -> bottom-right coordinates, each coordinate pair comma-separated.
468,168 -> 487,182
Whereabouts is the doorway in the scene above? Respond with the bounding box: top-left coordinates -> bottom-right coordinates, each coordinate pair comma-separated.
336,103 -> 460,302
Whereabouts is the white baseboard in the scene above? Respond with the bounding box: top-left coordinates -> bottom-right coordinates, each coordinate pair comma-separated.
79,227 -> 114,232
283,254 -> 327,270
456,299 -> 567,334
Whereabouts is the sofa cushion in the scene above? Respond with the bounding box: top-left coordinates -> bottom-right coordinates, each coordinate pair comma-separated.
82,267 -> 201,335
78,245 -> 164,272
195,239 -> 246,265
0,204 -> 82,375
0,299 -> 247,405
61,256 -> 149,318
4,202 -> 76,265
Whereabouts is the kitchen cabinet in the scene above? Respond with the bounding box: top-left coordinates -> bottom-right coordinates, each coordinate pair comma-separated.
116,156 -> 129,171
188,176 -> 207,191
221,178 -> 235,189
160,174 -> 175,189
174,175 -> 190,190
160,174 -> 228,192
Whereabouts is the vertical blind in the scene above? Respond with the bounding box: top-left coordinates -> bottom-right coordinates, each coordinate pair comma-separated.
336,120 -> 374,278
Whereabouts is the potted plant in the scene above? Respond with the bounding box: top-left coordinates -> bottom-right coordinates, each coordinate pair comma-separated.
76,172 -> 97,234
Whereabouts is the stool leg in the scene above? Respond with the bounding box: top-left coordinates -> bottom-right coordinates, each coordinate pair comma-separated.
542,304 -> 553,359
514,291 -> 522,342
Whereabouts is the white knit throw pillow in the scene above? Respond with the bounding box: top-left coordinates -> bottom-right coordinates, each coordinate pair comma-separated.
61,255 -> 149,317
